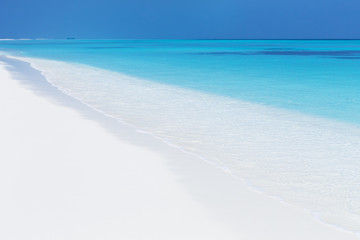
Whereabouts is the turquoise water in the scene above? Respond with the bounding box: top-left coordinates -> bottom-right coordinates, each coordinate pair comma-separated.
1,40 -> 360,234
2,39 -> 360,124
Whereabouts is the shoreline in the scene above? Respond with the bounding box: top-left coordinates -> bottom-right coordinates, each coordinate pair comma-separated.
0,55 -> 358,239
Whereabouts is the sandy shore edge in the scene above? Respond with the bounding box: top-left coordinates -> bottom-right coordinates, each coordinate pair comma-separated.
0,55 -> 358,239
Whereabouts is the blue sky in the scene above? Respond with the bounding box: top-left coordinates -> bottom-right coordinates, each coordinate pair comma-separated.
1,0 -> 360,39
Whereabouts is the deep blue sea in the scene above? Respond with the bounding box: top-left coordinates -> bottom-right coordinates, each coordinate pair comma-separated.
1,39 -> 360,233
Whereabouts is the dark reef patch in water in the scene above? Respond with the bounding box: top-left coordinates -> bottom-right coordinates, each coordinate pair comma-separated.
192,50 -> 360,58
259,50 -> 360,56
86,46 -> 132,49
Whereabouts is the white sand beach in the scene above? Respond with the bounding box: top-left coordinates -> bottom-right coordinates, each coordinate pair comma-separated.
0,57 -> 358,240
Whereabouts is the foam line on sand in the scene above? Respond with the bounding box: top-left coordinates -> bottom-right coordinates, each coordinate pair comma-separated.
0,56 -> 358,239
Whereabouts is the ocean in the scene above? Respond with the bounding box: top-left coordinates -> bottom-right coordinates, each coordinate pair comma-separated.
1,39 -> 360,233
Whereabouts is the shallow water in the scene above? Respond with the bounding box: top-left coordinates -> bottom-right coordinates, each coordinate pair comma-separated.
2,40 -> 360,123
1,40 -> 360,233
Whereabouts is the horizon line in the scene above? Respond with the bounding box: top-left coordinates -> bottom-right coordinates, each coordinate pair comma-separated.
1,38 -> 360,41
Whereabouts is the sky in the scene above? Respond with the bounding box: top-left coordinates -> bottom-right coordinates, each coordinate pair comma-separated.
0,0 -> 360,39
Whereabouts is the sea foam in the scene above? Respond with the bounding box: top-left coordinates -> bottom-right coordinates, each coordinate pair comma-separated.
16,56 -> 360,234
